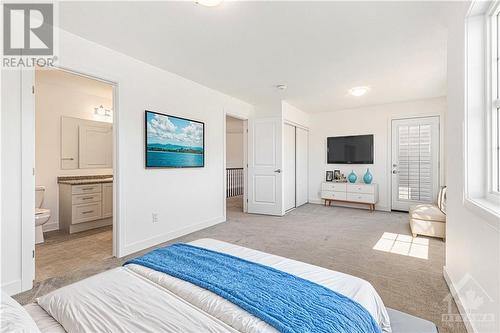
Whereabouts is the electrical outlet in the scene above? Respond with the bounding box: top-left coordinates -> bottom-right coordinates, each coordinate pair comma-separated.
152,213 -> 159,223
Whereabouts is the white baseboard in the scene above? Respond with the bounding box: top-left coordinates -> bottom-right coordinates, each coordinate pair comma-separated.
1,279 -> 22,296
443,266 -> 475,333
42,220 -> 59,232
122,216 -> 226,257
308,199 -> 323,204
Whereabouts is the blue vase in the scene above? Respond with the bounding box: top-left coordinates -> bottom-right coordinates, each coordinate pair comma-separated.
348,170 -> 357,183
363,168 -> 373,184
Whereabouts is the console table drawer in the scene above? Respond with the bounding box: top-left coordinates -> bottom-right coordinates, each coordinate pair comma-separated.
347,184 -> 375,194
72,193 -> 102,205
322,191 -> 347,200
72,202 -> 102,224
346,192 -> 375,203
72,184 -> 102,195
322,183 -> 347,192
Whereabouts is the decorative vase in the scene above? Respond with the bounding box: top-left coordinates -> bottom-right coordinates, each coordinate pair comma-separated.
363,168 -> 373,184
348,170 -> 357,183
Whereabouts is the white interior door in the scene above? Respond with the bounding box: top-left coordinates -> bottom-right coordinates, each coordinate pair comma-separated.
296,127 -> 309,207
284,124 -> 296,211
79,124 -> 113,168
248,118 -> 283,215
391,117 -> 439,211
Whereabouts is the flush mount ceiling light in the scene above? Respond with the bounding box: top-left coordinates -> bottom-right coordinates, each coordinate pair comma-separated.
276,84 -> 287,90
196,0 -> 223,7
349,86 -> 370,97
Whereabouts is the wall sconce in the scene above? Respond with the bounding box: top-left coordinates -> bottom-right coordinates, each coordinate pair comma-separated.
94,105 -> 112,117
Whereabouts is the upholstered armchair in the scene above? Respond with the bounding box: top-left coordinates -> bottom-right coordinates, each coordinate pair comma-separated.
409,186 -> 447,241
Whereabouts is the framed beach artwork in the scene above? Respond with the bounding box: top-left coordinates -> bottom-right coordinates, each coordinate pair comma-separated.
145,110 -> 205,168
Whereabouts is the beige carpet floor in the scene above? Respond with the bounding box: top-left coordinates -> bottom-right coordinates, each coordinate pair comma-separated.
14,197 -> 466,332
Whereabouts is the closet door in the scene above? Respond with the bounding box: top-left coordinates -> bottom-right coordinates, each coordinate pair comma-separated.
284,124 -> 296,211
296,127 -> 308,207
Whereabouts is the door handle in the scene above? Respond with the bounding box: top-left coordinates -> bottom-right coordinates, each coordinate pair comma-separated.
392,170 -> 398,174
274,169 -> 281,173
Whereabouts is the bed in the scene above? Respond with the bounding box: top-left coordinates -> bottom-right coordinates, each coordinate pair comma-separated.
7,239 -> 437,333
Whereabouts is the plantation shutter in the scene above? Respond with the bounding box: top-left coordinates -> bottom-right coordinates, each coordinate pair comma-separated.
397,124 -> 433,202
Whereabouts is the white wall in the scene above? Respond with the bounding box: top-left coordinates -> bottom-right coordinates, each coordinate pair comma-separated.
308,97 -> 446,211
35,70 -> 113,231
445,3 -> 500,332
226,117 -> 244,168
1,28 -> 253,294
282,101 -> 310,128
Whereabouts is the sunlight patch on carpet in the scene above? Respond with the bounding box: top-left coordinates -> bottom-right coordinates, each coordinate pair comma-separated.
373,232 -> 429,259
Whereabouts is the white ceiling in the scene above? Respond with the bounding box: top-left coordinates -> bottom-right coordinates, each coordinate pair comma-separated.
59,1 -> 452,113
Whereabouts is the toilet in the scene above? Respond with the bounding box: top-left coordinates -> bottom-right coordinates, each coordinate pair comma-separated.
35,186 -> 51,244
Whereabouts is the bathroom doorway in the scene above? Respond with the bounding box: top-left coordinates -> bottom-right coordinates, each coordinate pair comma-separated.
34,67 -> 116,282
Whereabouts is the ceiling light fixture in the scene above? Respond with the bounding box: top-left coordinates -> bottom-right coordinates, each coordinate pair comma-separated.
349,86 -> 370,97
276,84 -> 287,90
196,0 -> 223,7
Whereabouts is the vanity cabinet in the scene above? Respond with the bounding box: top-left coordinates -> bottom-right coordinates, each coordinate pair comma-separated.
102,183 -> 113,218
59,182 -> 113,233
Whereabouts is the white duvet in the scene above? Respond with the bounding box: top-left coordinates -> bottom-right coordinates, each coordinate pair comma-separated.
36,238 -> 391,333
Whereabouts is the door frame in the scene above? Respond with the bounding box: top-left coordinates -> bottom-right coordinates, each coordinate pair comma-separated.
21,65 -> 120,291
283,122 -> 297,212
223,111 -> 248,218
388,114 -> 443,211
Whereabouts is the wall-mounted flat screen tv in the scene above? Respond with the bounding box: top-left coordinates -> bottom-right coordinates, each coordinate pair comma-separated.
327,135 -> 373,164
145,110 -> 204,168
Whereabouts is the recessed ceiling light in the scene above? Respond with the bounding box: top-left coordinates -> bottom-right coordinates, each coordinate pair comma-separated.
196,0 -> 223,7
276,84 -> 287,90
349,86 -> 370,97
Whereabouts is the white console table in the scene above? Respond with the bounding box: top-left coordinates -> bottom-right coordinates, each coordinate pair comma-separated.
321,182 -> 378,211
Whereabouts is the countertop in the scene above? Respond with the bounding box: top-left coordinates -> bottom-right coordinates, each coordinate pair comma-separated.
57,175 -> 113,185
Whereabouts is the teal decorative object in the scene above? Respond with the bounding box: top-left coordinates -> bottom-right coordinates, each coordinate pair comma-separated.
348,170 -> 357,183
363,168 -> 373,184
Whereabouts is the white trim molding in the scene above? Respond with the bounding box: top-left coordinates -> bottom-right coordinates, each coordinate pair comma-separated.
443,267 -> 474,333
122,216 -> 226,257
464,2 -> 500,225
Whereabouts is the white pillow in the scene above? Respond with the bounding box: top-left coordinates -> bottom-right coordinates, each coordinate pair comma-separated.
1,290 -> 41,333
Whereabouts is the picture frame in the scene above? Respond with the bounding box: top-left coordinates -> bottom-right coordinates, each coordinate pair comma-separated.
145,110 -> 205,168
334,170 -> 341,180
326,171 -> 334,182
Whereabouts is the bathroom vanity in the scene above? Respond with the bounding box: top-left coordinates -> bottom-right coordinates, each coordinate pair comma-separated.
58,176 -> 113,233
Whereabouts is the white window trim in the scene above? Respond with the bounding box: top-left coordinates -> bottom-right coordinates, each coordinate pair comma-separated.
487,3 -> 500,199
464,1 -> 500,226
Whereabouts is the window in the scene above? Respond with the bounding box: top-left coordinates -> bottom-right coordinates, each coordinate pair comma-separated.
464,1 -> 500,221
491,8 -> 500,194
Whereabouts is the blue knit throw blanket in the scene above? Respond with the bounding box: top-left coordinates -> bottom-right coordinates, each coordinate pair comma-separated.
125,243 -> 382,333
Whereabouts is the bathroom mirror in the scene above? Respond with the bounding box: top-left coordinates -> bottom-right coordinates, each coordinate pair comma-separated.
61,116 -> 113,170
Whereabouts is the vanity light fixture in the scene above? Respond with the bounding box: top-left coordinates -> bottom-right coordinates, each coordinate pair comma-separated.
94,105 -> 112,117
